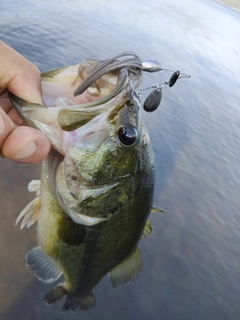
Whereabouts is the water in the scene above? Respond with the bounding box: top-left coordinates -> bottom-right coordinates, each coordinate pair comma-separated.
0,0 -> 240,319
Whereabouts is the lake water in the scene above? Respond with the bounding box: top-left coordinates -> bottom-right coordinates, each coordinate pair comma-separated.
0,0 -> 240,319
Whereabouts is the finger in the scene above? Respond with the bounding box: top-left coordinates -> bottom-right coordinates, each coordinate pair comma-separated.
0,97 -> 13,113
0,97 -> 25,125
8,108 -> 25,125
0,88 -> 8,97
2,126 -> 51,164
0,107 -> 16,149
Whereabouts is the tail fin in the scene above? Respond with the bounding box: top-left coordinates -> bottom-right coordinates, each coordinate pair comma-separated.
62,291 -> 96,312
45,284 -> 96,311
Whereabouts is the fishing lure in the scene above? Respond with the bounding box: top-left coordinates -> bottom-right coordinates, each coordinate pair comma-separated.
140,60 -> 191,112
140,50 -> 240,112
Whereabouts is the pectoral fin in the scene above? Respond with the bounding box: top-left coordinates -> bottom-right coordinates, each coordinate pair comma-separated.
16,180 -> 41,229
16,196 -> 41,229
26,246 -> 62,283
109,247 -> 142,287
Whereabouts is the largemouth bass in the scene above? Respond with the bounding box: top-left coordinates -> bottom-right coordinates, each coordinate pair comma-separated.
9,52 -> 157,311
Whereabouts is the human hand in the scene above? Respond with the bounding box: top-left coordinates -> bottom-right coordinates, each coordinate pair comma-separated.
0,41 -> 51,164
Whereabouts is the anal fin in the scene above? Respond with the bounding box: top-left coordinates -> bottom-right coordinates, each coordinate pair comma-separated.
151,205 -> 165,213
26,246 -> 62,283
109,247 -> 142,287
141,220 -> 153,239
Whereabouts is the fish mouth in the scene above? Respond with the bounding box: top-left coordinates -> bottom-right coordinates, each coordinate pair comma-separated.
72,51 -> 142,97
57,67 -> 130,131
8,51 -> 143,153
55,51 -> 143,131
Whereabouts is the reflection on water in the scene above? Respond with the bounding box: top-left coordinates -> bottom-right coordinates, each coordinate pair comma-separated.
1,0 -> 240,319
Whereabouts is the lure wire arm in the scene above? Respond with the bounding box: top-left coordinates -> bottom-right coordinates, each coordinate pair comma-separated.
140,59 -> 191,92
140,59 -> 192,112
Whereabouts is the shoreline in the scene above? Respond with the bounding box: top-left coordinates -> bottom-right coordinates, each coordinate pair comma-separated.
215,0 -> 240,12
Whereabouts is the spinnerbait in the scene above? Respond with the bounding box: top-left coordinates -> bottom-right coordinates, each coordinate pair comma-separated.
141,60 -> 191,112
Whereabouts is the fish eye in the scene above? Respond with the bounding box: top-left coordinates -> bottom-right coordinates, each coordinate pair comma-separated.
118,126 -> 137,146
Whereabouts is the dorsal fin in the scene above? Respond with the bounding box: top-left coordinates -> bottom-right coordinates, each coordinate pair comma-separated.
108,247 -> 142,287
26,246 -> 62,283
141,220 -> 153,239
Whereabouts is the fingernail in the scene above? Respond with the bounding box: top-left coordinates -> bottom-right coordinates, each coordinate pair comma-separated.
12,141 -> 37,160
0,112 -> 5,135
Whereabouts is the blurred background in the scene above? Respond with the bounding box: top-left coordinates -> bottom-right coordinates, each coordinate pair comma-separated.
0,0 -> 240,319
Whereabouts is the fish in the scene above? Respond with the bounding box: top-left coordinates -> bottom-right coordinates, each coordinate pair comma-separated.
9,51 -> 158,311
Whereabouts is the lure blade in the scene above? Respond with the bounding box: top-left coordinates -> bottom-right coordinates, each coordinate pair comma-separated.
142,60 -> 163,73
143,87 -> 162,112
169,71 -> 180,87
